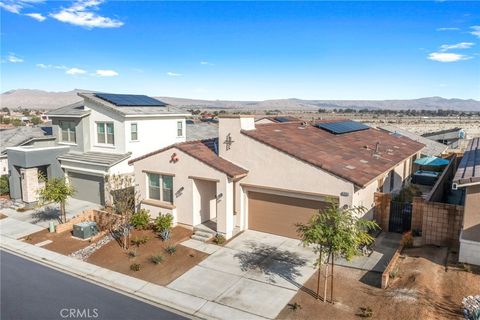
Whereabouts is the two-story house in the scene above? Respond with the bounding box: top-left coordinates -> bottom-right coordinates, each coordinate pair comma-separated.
6,92 -> 189,206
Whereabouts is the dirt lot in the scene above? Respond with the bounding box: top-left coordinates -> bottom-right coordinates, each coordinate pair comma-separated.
278,246 -> 480,320
87,227 -> 209,286
23,229 -> 95,255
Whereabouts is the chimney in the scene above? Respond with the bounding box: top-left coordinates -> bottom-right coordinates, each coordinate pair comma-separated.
218,115 -> 255,158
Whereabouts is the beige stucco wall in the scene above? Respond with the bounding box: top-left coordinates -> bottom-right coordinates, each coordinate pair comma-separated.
463,184 -> 480,242
132,147 -> 236,237
218,117 -> 354,214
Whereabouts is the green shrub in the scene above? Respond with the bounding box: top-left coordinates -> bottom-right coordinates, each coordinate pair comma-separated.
359,306 -> 373,318
129,263 -> 141,271
213,234 -> 226,245
130,209 -> 151,230
150,254 -> 164,264
0,176 -> 9,195
154,213 -> 174,232
165,245 -> 177,255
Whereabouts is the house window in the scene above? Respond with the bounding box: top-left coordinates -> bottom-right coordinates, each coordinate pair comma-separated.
59,121 -> 76,143
97,122 -> 114,145
131,123 -> 138,141
177,121 -> 183,137
147,173 -> 173,203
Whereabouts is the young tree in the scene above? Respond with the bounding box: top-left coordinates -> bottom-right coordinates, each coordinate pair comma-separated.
38,177 -> 75,223
30,116 -> 42,125
297,202 -> 379,303
105,174 -> 139,250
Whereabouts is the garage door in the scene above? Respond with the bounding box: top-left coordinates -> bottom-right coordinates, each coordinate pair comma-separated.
248,191 -> 329,239
68,172 -> 105,205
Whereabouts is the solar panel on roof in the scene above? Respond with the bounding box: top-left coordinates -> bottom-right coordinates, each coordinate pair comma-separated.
274,117 -> 290,123
94,93 -> 166,106
316,120 -> 369,134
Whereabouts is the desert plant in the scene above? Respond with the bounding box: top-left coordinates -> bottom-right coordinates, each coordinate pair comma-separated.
359,306 -> 373,318
287,302 -> 302,311
155,213 -> 174,240
129,263 -> 141,271
165,245 -> 177,255
130,209 -> 151,230
150,254 -> 164,265
389,267 -> 399,279
131,236 -> 150,247
462,263 -> 472,273
401,231 -> 413,248
127,250 -> 138,258
0,175 -> 9,195
213,234 -> 226,245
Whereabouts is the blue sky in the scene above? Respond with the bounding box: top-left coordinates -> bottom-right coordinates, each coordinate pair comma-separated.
1,1 -> 479,100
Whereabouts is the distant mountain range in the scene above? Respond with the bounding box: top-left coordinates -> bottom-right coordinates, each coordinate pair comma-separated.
1,89 -> 479,111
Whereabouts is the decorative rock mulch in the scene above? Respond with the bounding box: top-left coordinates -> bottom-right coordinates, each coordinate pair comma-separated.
69,234 -> 113,261
463,295 -> 480,320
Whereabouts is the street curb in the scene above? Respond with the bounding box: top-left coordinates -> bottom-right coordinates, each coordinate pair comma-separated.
0,237 -> 207,319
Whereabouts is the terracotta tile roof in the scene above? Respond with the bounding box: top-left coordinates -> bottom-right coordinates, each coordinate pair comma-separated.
453,137 -> 480,187
242,121 -> 424,187
129,140 -> 248,179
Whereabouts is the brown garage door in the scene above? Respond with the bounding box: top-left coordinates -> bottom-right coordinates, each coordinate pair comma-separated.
248,191 -> 329,239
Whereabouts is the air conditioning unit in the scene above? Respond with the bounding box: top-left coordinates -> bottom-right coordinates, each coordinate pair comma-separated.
73,221 -> 99,239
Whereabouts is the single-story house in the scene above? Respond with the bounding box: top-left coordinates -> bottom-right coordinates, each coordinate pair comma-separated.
422,127 -> 466,149
453,137 -> 480,266
129,116 -> 424,239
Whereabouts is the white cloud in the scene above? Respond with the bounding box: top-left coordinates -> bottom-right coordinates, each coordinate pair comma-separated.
200,61 -> 214,66
50,0 -> 123,29
7,53 -> 23,63
66,67 -> 86,75
36,63 -> 68,70
95,69 -> 118,77
0,0 -> 44,14
0,1 -> 22,13
471,26 -> 480,38
167,72 -> 182,77
36,63 -> 48,68
436,27 -> 460,31
24,12 -> 45,21
439,42 -> 475,51
428,52 -> 471,62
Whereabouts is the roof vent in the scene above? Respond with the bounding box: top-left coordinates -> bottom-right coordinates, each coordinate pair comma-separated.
360,159 -> 369,164
346,165 -> 356,170
374,142 -> 380,154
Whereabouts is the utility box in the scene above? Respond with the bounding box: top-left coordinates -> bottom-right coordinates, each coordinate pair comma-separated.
72,221 -> 99,239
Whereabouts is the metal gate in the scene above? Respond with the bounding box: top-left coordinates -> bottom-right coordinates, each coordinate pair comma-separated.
389,201 -> 412,233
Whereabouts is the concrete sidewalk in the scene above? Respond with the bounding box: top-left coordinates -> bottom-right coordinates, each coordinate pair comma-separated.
0,236 -> 267,320
0,217 -> 43,239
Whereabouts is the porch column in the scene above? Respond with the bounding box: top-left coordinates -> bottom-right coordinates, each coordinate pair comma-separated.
20,167 -> 39,204
217,177 -> 235,239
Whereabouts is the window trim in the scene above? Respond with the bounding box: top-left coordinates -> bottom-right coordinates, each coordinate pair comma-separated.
59,120 -> 76,144
96,122 -> 115,145
130,123 -> 138,141
177,121 -> 183,137
146,172 -> 174,204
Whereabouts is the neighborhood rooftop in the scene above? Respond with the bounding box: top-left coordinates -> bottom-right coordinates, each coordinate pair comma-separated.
0,126 -> 53,154
242,120 -> 424,187
453,137 -> 480,187
74,92 -> 189,116
46,101 -> 90,118
58,151 -> 132,167
378,125 -> 448,157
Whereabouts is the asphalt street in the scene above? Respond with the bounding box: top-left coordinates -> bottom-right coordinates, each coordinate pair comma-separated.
0,250 -> 190,320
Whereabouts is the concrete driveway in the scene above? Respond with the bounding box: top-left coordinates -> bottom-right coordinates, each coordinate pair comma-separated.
168,230 -> 318,319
